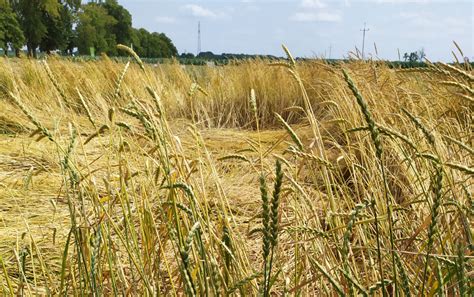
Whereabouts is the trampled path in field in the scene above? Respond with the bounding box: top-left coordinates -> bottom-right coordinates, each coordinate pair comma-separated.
0,123 -> 309,289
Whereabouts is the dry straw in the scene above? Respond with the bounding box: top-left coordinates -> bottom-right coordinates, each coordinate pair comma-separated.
117,44 -> 145,71
2,43 -> 472,296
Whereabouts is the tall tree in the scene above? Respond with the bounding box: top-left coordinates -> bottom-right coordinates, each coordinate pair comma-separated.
76,3 -> 117,55
133,28 -> 178,58
11,0 -> 61,57
102,0 -> 131,55
0,0 -> 24,56
157,33 -> 177,57
40,0 -> 80,54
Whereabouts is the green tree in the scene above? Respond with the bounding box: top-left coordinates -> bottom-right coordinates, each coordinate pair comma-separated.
76,3 -> 117,55
11,0 -> 61,57
135,28 -> 150,57
403,52 -> 409,62
133,28 -> 177,58
157,33 -> 177,58
0,0 -> 24,56
40,0 -> 80,54
409,52 -> 419,62
130,27 -> 142,55
102,0 -> 131,55
417,48 -> 426,62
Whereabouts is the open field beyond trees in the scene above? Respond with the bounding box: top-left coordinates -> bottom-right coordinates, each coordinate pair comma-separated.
0,47 -> 472,295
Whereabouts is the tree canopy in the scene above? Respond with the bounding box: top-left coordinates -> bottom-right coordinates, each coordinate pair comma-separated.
0,0 -> 24,55
1,0 -> 178,58
76,3 -> 117,55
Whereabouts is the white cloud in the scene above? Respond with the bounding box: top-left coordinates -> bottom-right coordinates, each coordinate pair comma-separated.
366,0 -> 431,3
155,16 -> 177,24
290,11 -> 342,22
182,4 -> 223,19
301,0 -> 327,8
399,12 -> 420,18
292,0 -> 341,22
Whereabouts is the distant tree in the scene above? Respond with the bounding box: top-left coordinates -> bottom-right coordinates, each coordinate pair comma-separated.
197,51 -> 217,59
39,2 -> 79,54
0,0 -> 24,56
76,3 -> 117,55
11,0 -> 62,57
417,48 -> 426,62
157,33 -> 177,57
180,52 -> 195,59
403,51 -> 420,63
409,52 -> 419,63
134,28 -> 150,57
102,0 -> 132,55
5,0 -> 178,58
403,52 -> 409,62
132,28 -> 177,58
130,28 -> 141,53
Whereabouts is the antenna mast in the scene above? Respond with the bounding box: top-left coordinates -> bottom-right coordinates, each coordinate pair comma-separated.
197,21 -> 201,56
360,22 -> 369,60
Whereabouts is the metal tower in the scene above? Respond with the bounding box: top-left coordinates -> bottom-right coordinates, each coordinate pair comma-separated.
197,21 -> 201,56
360,22 -> 369,60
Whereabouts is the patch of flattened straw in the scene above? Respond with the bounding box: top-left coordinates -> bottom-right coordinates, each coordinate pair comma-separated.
9,92 -> 54,142
76,88 -> 96,128
274,112 -> 303,151
286,146 -> 332,168
455,93 -> 474,104
84,124 -> 110,145
437,62 -> 474,82
42,60 -> 68,103
440,81 -> 474,97
218,154 -> 251,163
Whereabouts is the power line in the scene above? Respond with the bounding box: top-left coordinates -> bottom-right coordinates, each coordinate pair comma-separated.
360,22 -> 369,60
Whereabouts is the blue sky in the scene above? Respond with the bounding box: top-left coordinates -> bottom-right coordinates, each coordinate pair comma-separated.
117,0 -> 472,61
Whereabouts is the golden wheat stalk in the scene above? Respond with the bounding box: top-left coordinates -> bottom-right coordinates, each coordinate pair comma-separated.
114,61 -> 131,98
117,44 -> 145,71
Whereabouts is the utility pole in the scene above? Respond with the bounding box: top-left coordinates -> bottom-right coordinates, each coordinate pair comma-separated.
360,22 -> 369,60
197,21 -> 201,56
329,44 -> 332,60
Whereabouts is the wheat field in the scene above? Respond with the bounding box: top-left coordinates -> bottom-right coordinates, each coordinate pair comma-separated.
0,46 -> 472,296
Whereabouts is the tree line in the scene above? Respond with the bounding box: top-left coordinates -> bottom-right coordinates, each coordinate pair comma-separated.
0,0 -> 177,58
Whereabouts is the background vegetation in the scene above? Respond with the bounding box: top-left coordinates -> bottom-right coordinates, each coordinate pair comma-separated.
0,0 -> 177,58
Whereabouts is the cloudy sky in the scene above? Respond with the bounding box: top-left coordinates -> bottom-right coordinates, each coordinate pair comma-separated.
117,0 -> 472,61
